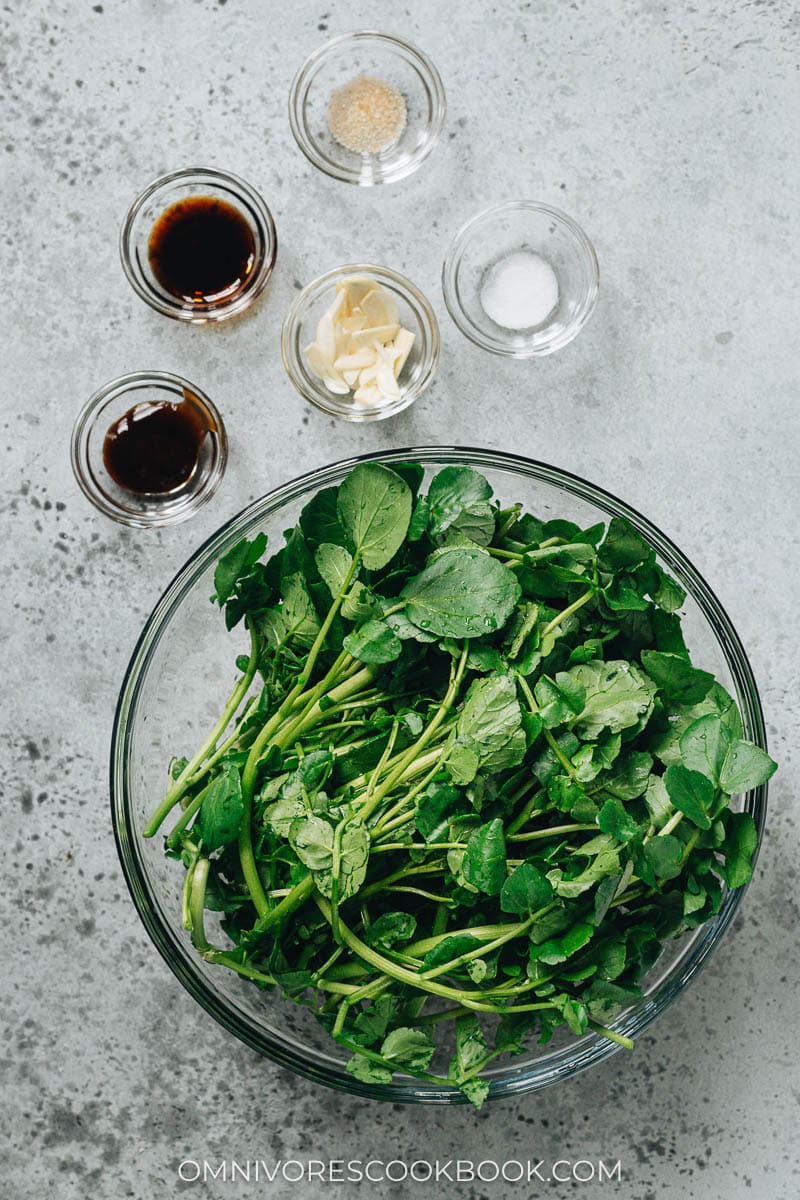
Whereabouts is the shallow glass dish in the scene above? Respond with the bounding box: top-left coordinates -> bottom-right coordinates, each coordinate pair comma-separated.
112,447 -> 768,1103
288,32 -> 446,186
71,371 -> 227,527
281,264 -> 439,421
443,202 -> 599,357
120,167 -> 277,322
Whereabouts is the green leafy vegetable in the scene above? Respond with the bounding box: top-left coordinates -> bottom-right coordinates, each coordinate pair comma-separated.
146,458 -> 776,1109
401,547 -> 521,638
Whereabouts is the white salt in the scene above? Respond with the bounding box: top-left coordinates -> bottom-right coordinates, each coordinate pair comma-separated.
480,250 -> 559,330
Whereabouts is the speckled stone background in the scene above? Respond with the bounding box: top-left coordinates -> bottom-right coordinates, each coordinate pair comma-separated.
2,1 -> 798,1197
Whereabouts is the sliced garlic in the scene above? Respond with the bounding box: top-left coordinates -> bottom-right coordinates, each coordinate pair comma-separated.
304,275 -> 415,407
350,323 -> 400,348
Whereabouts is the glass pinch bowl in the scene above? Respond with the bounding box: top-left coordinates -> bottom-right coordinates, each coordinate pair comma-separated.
443,201 -> 599,357
281,264 -> 439,421
120,166 -> 277,323
289,31 -> 446,186
112,447 -> 769,1104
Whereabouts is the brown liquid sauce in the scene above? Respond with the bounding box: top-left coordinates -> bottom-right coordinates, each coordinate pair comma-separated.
102,400 -> 211,494
147,196 -> 256,304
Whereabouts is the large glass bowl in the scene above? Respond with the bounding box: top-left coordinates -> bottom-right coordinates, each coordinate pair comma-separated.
111,448 -> 769,1104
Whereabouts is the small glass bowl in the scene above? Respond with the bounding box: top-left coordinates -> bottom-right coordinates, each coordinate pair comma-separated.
71,371 -> 227,527
442,201 -> 600,357
288,32 -> 446,186
281,264 -> 440,421
120,167 -> 277,322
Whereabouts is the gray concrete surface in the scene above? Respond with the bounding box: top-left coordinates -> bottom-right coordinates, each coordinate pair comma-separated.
2,1 -> 798,1197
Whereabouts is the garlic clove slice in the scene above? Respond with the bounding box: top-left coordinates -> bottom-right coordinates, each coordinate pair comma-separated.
391,327 -> 416,376
350,323 -> 400,348
305,341 -> 350,394
339,275 -> 375,308
376,356 -> 401,399
334,345 -> 375,370
360,288 -> 399,328
354,382 -> 383,406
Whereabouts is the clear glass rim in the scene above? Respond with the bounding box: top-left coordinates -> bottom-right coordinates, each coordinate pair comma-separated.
119,166 -> 278,323
288,31 -> 447,186
71,370 -> 228,527
280,264 -> 440,421
442,201 -> 600,358
111,446 -> 768,1102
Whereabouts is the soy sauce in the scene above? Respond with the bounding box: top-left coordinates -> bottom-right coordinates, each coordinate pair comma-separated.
102,400 -> 208,494
147,196 -> 256,304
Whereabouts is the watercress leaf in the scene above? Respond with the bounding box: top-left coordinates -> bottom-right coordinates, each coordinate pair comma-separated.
351,997 -> 399,1046
494,1011 -> 538,1055
718,739 -> 778,794
401,547 -> 522,639
380,1027 -> 436,1072
572,732 -> 622,783
603,575 -> 651,613
449,501 -> 496,547
300,486 -> 350,550
500,862 -> 554,914
315,820 -> 370,901
529,921 -> 595,965
459,1077 -> 490,1109
644,775 -> 673,829
346,1054 -> 392,1084
257,573 -> 321,653
169,756 -> 188,781
445,742 -> 480,786
641,650 -> 714,705
451,1013 -> 488,1077
598,797 -> 641,845
553,994 -> 589,1036
567,660 -> 657,739
650,680 -> 742,765
598,516 -> 652,570
534,672 -> 585,728
664,764 -> 715,829
362,912 -> 417,950
553,849 -> 620,898
264,795 -> 306,838
427,466 -> 493,537
384,608 -> 437,643
343,619 -> 402,664
456,674 -> 527,771
298,749 -> 334,791
636,834 -> 683,884
288,815 -> 333,871
679,715 -> 732,784
415,785 -> 470,843
597,750 -> 653,800
196,764 -> 243,852
421,934 -> 482,972
212,533 -> 268,606
653,566 -> 686,613
407,496 -> 430,542
462,818 -> 507,896
337,462 -> 412,570
392,461 -> 425,497
339,582 -> 381,624
585,980 -> 642,1020
593,875 -> 621,925
719,811 -> 758,887
314,543 -> 354,598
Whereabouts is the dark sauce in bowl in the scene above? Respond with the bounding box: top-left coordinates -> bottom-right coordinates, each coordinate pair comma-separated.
102,400 -> 210,494
147,196 -> 256,304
